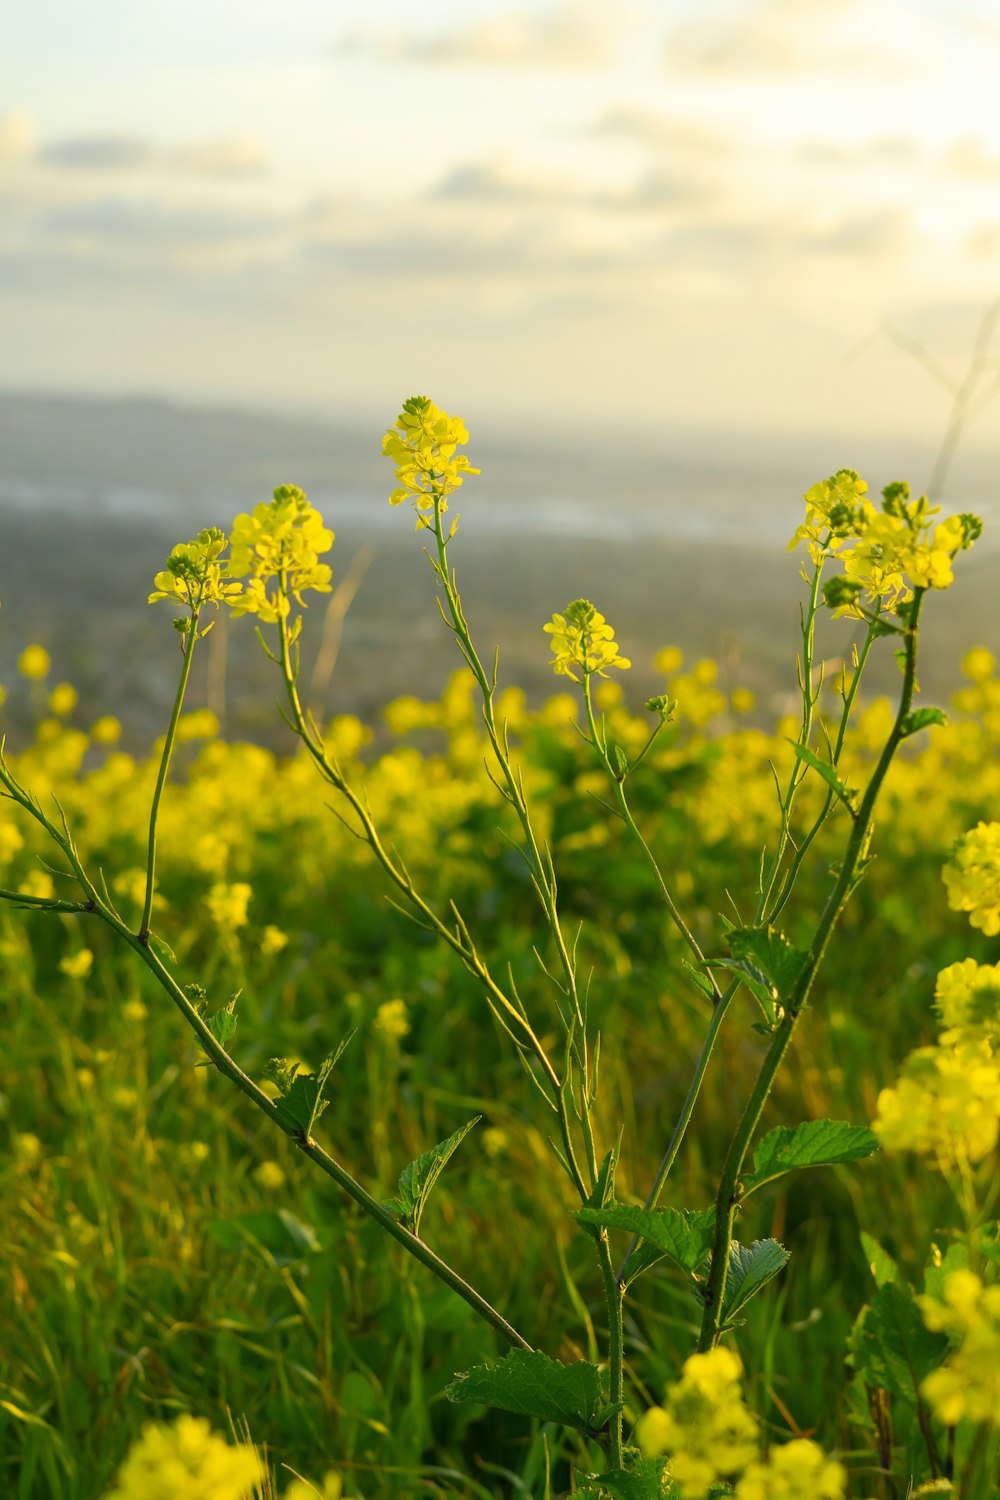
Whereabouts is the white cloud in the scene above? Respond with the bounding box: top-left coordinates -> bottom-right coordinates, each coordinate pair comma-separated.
41,132 -> 269,178
342,0 -> 623,70
0,111 -> 37,164
665,0 -> 901,79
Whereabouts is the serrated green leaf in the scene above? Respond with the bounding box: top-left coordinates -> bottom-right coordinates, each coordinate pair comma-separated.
385,1116 -> 480,1236
266,1033 -> 353,1140
575,1205 -> 716,1275
848,1281 -> 948,1402
709,956 -> 779,1025
901,706 -> 947,737
204,994 -> 240,1053
728,926 -> 807,1001
743,1119 -> 878,1194
719,1239 -> 790,1325
446,1349 -> 612,1435
578,1458 -> 676,1499
860,1232 -> 899,1288
787,740 -> 855,810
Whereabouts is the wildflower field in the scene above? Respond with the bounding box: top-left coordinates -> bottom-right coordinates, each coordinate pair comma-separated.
1,402 -> 999,1499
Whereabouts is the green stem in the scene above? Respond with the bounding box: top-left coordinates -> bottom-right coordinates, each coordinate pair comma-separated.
616,982 -> 736,1283
596,1234 -> 625,1465
697,592 -> 925,1350
139,613 -> 200,939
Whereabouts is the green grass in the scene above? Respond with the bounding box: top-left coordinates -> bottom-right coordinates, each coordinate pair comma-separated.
1,648 -> 998,1497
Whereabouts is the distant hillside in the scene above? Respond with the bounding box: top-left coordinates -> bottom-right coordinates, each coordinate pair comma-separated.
1,391 -> 997,749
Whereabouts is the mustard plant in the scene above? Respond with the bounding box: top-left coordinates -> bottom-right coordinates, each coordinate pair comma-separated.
1,398 -> 994,1498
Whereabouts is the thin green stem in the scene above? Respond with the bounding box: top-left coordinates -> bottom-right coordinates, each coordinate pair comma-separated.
596,1234 -> 625,1465
697,592 -> 926,1350
616,982 -> 736,1283
139,614 -> 200,939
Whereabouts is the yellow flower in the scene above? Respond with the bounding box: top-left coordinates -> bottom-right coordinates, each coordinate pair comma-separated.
48,682 -> 78,716
149,528 -> 243,614
943,821 -> 1000,936
382,395 -> 480,529
18,644 -> 51,679
59,948 -> 94,980
654,645 -> 684,675
543,599 -> 631,684
106,1415 -> 263,1500
374,998 -> 410,1042
918,1271 -> 1000,1427
18,869 -> 55,901
933,958 -> 1000,1040
226,486 -> 333,625
260,925 -> 289,956
206,881 -> 253,930
872,1036 -> 1000,1166
963,646 -> 996,684
90,715 -> 122,744
635,1348 -> 759,1498
735,1438 -> 847,1500
253,1160 -> 286,1190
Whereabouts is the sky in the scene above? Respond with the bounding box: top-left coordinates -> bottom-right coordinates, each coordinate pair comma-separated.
2,0 -> 1000,449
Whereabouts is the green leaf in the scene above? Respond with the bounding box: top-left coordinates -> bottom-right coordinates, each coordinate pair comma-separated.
728,926 -> 807,1001
787,740 -> 855,810
922,1240 -> 969,1301
575,1205 -> 716,1275
583,1138 -> 622,1216
578,1458 -> 676,1499
264,1033 -> 353,1140
681,959 -> 716,1002
848,1281 -> 948,1402
446,1349 -> 614,1435
385,1116 -> 481,1236
901,706 -> 947,737
206,1208 -> 320,1265
860,1232 -> 899,1288
742,1119 -> 879,1195
719,1239 -> 790,1327
710,956 -> 780,1026
204,993 -> 240,1053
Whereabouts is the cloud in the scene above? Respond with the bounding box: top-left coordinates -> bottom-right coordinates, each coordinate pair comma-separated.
342,0 -> 622,70
429,159 -> 569,203
943,136 -> 1000,180
804,209 -> 909,257
40,133 -> 268,177
587,106 -> 729,159
665,0 -> 894,78
796,137 -> 920,170
0,111 -> 37,164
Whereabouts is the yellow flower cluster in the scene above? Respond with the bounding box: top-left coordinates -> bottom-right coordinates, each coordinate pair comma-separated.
735,1437 -> 847,1500
149,528 -> 243,614
382,396 -> 480,528
227,486 -> 334,625
635,1348 -> 759,1497
918,1270 -> 1000,1426
933,957 -> 1000,1041
789,470 -> 981,616
943,820 -> 1000,936
872,1034 -> 1000,1166
106,1415 -> 262,1500
543,599 -> 632,684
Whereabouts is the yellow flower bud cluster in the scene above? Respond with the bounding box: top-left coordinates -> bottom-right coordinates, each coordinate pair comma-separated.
943,820 -> 1000,936
636,1349 -> 848,1499
106,1414 -> 263,1500
918,1270 -> 1000,1427
148,528 -> 242,613
382,395 -> 480,529
226,485 -> 333,626
543,599 -> 631,684
789,470 -> 981,616
635,1348 -> 759,1497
